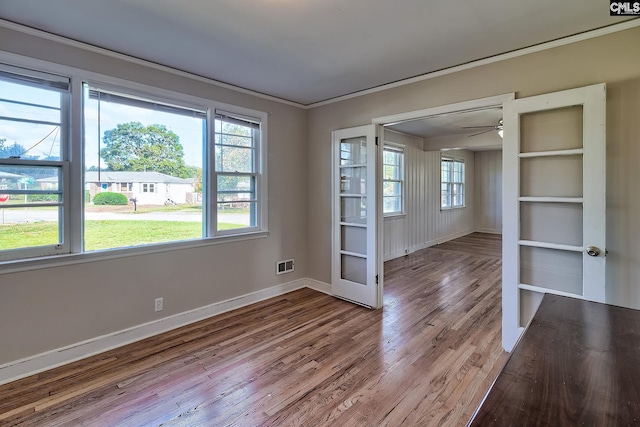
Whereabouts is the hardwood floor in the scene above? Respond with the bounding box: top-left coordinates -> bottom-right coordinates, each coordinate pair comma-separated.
0,233 -> 506,427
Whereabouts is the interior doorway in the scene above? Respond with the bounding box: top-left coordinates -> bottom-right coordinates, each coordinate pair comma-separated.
372,94 -> 512,287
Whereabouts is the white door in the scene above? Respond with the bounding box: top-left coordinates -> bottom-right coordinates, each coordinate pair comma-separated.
502,83 -> 606,351
332,125 -> 382,308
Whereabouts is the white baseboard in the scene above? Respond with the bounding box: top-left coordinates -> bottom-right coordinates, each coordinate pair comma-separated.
0,278 -> 313,386
475,227 -> 502,235
304,278 -> 332,294
384,229 -> 475,261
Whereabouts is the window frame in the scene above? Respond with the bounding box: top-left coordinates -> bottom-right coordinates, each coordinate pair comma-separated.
382,143 -> 404,217
0,65 -> 71,261
0,56 -> 269,268
440,155 -> 465,210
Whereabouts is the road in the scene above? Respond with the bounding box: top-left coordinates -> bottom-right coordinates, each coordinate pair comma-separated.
0,209 -> 250,226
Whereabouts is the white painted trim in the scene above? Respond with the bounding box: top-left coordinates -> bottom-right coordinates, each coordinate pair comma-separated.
304,278 -> 332,295
518,148 -> 584,158
372,94 -> 515,126
518,240 -> 583,252
308,20 -> 640,108
0,278 -> 312,386
475,228 -> 502,235
0,19 -> 306,108
518,284 -> 583,300
384,229 -> 476,261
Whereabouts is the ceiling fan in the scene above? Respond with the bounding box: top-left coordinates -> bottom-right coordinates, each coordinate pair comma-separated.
462,119 -> 503,138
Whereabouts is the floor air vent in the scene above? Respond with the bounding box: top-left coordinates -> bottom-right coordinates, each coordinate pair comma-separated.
276,259 -> 294,275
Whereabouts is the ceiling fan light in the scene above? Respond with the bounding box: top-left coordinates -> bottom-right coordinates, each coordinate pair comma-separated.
498,129 -> 504,138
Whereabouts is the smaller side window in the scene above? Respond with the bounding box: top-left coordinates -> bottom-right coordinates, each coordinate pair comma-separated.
441,157 -> 465,209
382,145 -> 404,216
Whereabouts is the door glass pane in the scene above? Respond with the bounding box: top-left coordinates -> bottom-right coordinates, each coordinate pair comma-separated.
520,202 -> 583,246
340,166 -> 366,194
341,196 -> 366,224
341,254 -> 366,285
520,246 -> 583,295
341,225 -> 366,254
520,106 -> 583,153
520,155 -> 583,198
340,137 -> 367,166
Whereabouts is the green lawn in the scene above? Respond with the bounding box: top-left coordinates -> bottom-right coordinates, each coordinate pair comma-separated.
0,220 -> 243,251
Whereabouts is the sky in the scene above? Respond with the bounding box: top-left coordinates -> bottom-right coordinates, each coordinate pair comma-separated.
0,80 -> 204,168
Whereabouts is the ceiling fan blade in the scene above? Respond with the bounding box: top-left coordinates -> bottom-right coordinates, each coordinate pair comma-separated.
460,125 -> 496,129
467,129 -> 495,137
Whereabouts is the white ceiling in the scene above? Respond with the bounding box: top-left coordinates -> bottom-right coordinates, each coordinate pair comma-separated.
387,108 -> 503,139
0,1 -> 634,105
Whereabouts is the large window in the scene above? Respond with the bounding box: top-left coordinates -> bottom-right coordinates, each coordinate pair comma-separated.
84,85 -> 206,251
441,157 -> 465,209
382,145 -> 404,216
0,66 -> 69,260
0,62 -> 267,262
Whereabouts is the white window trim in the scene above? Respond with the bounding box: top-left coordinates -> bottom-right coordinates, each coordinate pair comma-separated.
0,51 -> 269,268
440,155 -> 465,211
382,142 -> 405,217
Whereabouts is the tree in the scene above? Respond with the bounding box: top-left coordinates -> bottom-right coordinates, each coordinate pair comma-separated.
0,139 -> 29,159
100,122 -> 189,178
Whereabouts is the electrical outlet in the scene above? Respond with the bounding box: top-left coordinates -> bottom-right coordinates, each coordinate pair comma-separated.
155,297 -> 163,312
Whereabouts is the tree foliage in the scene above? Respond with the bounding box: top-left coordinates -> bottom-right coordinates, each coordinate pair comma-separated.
100,122 -> 189,178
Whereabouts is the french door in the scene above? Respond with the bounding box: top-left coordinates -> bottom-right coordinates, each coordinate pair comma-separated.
502,83 -> 606,351
331,125 -> 382,308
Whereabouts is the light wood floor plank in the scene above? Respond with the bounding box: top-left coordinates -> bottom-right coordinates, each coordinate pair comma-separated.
0,232 -> 506,426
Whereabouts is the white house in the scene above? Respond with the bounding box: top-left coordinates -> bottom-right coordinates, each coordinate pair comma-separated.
38,171 -> 196,205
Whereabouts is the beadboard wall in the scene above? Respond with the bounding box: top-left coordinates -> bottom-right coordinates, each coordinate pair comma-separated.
383,130 -> 476,261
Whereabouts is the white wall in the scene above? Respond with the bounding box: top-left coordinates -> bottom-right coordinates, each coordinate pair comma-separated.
474,150 -> 503,234
383,130 -> 475,261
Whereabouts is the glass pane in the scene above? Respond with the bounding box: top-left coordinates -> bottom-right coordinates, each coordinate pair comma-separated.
383,196 -> 402,214
84,85 -> 205,251
218,192 -> 254,202
520,155 -> 583,198
215,119 -> 252,136
520,246 -> 583,295
341,254 -> 366,284
216,146 -> 253,173
341,225 -> 366,254
520,202 -> 583,246
341,196 -> 366,224
0,79 -> 64,160
0,206 -> 61,250
217,201 -> 255,231
340,167 -> 366,194
340,137 -> 367,166
383,181 -> 401,197
383,165 -> 400,180
0,164 -> 60,191
216,133 -> 253,147
217,175 -> 254,193
521,106 -> 583,153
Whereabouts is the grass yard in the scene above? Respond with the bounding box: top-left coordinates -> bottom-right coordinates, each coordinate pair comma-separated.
0,220 -> 243,251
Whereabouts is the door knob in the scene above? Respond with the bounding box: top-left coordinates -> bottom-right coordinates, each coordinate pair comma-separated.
586,246 -> 601,257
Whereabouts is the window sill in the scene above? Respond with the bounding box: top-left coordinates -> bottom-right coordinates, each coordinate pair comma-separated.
0,230 -> 269,275
441,206 -> 466,212
383,213 -> 406,220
